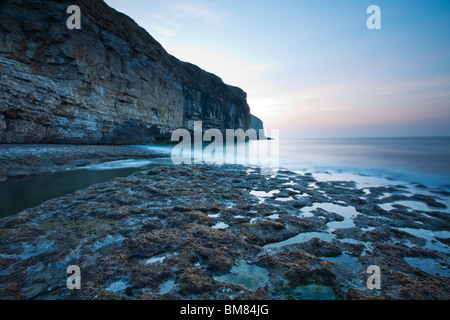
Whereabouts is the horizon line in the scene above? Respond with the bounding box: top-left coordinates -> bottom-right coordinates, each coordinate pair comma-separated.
278,135 -> 450,140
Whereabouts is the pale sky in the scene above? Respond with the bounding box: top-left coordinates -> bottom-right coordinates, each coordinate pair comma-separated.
105,0 -> 450,138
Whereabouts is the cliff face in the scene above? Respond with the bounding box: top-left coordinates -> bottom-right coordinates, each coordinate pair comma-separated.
0,0 -> 254,144
249,115 -> 264,132
249,115 -> 265,139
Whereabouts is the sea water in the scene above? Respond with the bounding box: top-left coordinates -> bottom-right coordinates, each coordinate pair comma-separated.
1,137 -> 449,217
275,137 -> 450,189
141,137 -> 450,189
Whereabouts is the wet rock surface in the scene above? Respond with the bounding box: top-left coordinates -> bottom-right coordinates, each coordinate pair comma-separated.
0,164 -> 449,300
0,144 -> 164,182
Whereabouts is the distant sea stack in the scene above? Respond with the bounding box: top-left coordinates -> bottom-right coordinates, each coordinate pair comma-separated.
0,0 -> 261,144
249,115 -> 265,138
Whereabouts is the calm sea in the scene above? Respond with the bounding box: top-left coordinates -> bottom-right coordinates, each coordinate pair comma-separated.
275,137 -> 450,188
148,136 -> 450,188
1,137 -> 449,217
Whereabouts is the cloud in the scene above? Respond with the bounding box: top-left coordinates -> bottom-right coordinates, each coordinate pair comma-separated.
254,74 -> 450,132
145,0 -> 224,38
170,2 -> 223,23
144,12 -> 180,37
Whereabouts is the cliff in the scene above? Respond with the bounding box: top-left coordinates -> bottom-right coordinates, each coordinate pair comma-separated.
249,115 -> 264,137
0,0 -> 257,144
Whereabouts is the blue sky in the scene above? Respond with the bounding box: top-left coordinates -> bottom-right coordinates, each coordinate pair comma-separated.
105,0 -> 450,138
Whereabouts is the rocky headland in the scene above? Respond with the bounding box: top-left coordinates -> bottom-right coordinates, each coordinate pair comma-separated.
0,0 -> 256,144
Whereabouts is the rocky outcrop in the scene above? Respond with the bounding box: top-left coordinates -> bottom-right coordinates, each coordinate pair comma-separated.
0,144 -> 165,182
1,164 -> 449,299
249,115 -> 265,138
0,0 -> 257,144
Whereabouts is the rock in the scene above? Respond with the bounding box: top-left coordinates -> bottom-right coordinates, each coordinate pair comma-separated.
0,0 -> 258,144
0,164 -> 449,300
0,144 -> 164,181
249,115 -> 265,138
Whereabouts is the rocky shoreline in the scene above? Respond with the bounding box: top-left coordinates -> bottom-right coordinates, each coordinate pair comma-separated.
0,163 -> 449,300
0,144 -> 167,182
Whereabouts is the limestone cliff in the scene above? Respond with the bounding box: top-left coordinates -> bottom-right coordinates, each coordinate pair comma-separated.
0,0 -> 257,144
249,115 -> 264,135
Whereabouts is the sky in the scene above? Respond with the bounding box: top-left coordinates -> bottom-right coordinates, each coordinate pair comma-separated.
104,0 -> 450,138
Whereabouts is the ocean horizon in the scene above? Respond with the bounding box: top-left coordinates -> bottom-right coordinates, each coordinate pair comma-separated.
2,136 -> 449,218
141,136 -> 450,189
2,0 -> 450,304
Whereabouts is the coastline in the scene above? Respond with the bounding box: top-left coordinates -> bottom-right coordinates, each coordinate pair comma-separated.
0,144 -> 168,183
0,0 -> 448,304
0,163 -> 448,300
